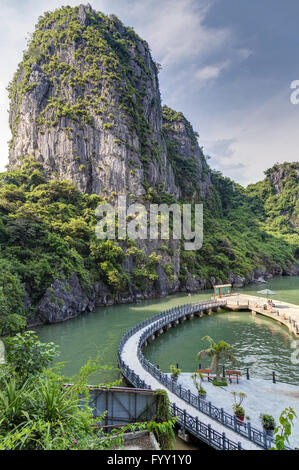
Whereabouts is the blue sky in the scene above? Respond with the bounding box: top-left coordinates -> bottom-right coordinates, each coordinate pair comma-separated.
0,0 -> 298,185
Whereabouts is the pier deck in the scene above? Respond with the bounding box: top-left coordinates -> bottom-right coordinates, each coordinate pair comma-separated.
225,293 -> 299,336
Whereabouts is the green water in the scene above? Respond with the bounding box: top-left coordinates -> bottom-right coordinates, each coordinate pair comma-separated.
36,276 -> 299,385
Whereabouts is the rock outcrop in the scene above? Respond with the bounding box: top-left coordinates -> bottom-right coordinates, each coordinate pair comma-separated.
8,5 -> 212,202
8,5 -> 181,199
7,4 -> 214,324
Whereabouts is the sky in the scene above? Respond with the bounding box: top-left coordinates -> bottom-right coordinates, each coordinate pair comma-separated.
0,0 -> 298,186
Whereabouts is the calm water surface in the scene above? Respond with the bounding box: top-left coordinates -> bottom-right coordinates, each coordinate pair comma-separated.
36,276 -> 299,385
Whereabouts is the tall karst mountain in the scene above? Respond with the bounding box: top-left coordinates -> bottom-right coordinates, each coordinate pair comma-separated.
1,4 -> 297,329
8,4 -> 209,201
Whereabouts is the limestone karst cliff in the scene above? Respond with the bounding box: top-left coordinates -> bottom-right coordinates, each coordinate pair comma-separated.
0,4 -> 298,329
8,4 -> 209,201
6,4 -> 215,325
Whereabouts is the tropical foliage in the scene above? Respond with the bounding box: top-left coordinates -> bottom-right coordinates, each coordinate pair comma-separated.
271,407 -> 297,450
196,336 -> 237,382
0,158 -> 159,333
0,333 -> 175,450
179,166 -> 298,285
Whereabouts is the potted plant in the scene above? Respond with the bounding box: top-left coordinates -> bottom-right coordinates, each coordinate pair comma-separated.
191,372 -> 207,399
232,392 -> 246,422
260,414 -> 276,436
169,364 -> 181,381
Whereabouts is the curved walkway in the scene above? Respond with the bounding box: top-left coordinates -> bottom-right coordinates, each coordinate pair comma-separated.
118,301 -> 263,450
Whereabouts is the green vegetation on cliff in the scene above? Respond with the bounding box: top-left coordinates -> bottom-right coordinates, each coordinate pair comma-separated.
162,106 -> 298,285
246,162 -> 299,249
180,169 -> 297,284
0,332 -> 175,449
0,158 -> 170,334
8,5 -> 159,166
0,158 -> 126,334
1,5 -> 298,334
162,105 -> 209,198
1,156 -> 297,335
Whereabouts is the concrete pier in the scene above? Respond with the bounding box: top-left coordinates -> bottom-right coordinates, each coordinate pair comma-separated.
226,294 -> 299,337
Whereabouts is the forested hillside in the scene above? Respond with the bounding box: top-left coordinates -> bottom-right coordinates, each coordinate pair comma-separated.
0,5 -> 298,334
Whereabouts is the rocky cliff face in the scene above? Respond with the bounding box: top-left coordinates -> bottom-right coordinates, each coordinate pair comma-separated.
266,162 -> 299,196
247,162 -> 299,232
8,4 -> 181,199
7,4 -> 214,324
8,4 -> 212,202
162,105 -> 211,200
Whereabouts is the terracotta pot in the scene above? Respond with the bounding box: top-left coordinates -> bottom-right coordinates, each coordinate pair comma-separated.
235,414 -> 245,422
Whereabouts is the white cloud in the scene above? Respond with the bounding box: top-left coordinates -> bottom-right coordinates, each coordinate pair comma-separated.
195,61 -> 230,82
202,90 -> 299,185
238,48 -> 252,60
125,0 -> 230,66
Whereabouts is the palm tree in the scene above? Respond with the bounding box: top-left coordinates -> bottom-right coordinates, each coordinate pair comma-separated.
196,336 -> 237,382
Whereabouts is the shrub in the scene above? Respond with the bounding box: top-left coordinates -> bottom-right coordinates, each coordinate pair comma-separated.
4,331 -> 59,381
260,414 -> 276,430
169,364 -> 181,378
